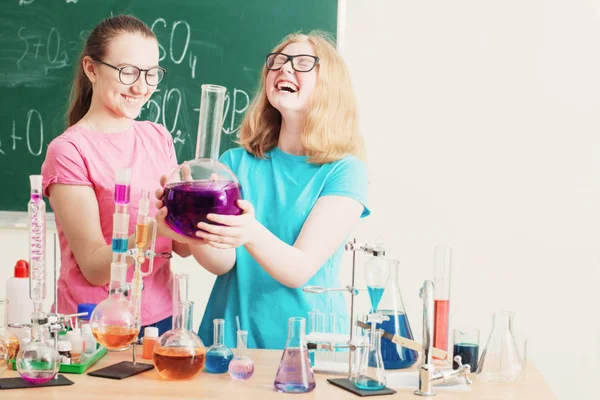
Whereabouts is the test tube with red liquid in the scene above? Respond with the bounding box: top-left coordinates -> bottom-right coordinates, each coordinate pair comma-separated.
433,245 -> 452,360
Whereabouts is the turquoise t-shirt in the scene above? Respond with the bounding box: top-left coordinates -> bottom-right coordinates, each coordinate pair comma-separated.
198,147 -> 370,349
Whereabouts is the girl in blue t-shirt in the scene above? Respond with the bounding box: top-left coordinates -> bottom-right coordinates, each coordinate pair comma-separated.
156,31 -> 370,349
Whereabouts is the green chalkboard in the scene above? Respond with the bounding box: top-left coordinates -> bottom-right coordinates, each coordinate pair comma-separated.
0,0 -> 337,212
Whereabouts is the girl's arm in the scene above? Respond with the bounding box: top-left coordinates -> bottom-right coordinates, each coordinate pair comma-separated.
197,195 -> 364,288
48,184 -> 138,286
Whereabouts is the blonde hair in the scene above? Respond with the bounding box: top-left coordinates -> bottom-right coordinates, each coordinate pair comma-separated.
238,31 -> 365,164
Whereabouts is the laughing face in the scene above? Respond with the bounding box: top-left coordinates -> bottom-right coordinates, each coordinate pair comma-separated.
265,41 -> 318,115
91,33 -> 160,120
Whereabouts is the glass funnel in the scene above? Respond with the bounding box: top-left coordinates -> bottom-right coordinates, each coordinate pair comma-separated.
369,260 -> 418,370
16,313 -> 59,384
364,245 -> 388,312
0,299 -> 20,360
90,262 -> 139,351
477,311 -> 525,382
274,317 -> 316,393
162,159 -> 242,238
153,274 -> 205,380
228,329 -> 255,380
205,318 -> 233,373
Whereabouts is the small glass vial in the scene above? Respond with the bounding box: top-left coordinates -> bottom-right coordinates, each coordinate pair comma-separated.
65,329 -> 82,363
143,327 -> 159,360
57,340 -> 72,365
205,318 -> 233,373
228,330 -> 254,380
81,324 -> 97,354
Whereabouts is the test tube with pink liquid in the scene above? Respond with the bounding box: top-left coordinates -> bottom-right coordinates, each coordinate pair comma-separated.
433,245 -> 452,360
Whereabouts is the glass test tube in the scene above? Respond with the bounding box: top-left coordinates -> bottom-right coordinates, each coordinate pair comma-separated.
433,245 -> 452,359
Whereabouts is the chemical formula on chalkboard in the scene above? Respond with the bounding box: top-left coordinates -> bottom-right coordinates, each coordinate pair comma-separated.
0,0 -> 337,212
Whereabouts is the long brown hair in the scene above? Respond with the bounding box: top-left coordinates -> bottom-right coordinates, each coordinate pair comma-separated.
238,31 -> 365,164
66,15 -> 156,127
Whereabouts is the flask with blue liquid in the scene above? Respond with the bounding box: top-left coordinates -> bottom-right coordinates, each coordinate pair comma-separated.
369,259 -> 418,369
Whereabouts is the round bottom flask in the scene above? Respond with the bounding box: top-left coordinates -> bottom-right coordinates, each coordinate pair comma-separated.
228,330 -> 254,380
153,329 -> 206,381
163,159 -> 243,238
16,341 -> 59,384
90,297 -> 139,351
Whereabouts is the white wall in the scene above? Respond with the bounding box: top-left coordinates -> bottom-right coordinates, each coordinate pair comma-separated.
341,1 -> 600,399
2,1 -> 599,398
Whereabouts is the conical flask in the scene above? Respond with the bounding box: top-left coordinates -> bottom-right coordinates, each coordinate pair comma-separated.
153,274 -> 205,380
477,312 -> 524,382
274,317 -> 316,393
369,260 -> 418,369
352,327 -> 387,390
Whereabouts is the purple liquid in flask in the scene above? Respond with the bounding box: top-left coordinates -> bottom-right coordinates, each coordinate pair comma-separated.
21,371 -> 55,385
274,317 -> 315,393
163,180 -> 242,237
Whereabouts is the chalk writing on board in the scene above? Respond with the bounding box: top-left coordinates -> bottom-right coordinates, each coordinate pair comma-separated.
11,120 -> 22,150
19,0 -> 35,5
1,110 -> 44,158
222,89 -> 250,135
16,26 -> 70,81
151,19 -> 197,79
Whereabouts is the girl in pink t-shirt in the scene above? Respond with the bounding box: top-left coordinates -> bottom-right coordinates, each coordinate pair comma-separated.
41,15 -> 190,335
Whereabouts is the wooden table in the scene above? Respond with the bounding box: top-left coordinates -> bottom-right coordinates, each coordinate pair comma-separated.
0,347 -> 556,399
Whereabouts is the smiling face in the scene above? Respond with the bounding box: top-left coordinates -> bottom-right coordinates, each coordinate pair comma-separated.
265,41 -> 318,115
88,32 -> 160,120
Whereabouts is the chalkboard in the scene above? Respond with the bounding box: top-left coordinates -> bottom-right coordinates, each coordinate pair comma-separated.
0,0 -> 337,212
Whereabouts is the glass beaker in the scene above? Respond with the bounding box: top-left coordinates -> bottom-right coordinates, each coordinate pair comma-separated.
453,328 -> 480,371
153,274 -> 205,380
195,84 -> 227,160
228,330 -> 255,380
477,312 -> 525,382
274,317 -> 316,393
0,299 -> 20,360
205,318 -> 234,373
353,327 -> 387,390
369,260 -> 418,369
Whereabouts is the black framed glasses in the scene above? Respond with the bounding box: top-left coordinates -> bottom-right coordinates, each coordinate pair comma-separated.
266,52 -> 320,72
93,58 -> 166,86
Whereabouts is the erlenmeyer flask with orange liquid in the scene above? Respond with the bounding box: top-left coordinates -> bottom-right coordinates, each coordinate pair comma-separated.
153,274 -> 205,380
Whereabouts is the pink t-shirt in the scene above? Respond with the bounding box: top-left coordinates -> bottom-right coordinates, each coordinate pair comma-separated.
41,120 -> 178,325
